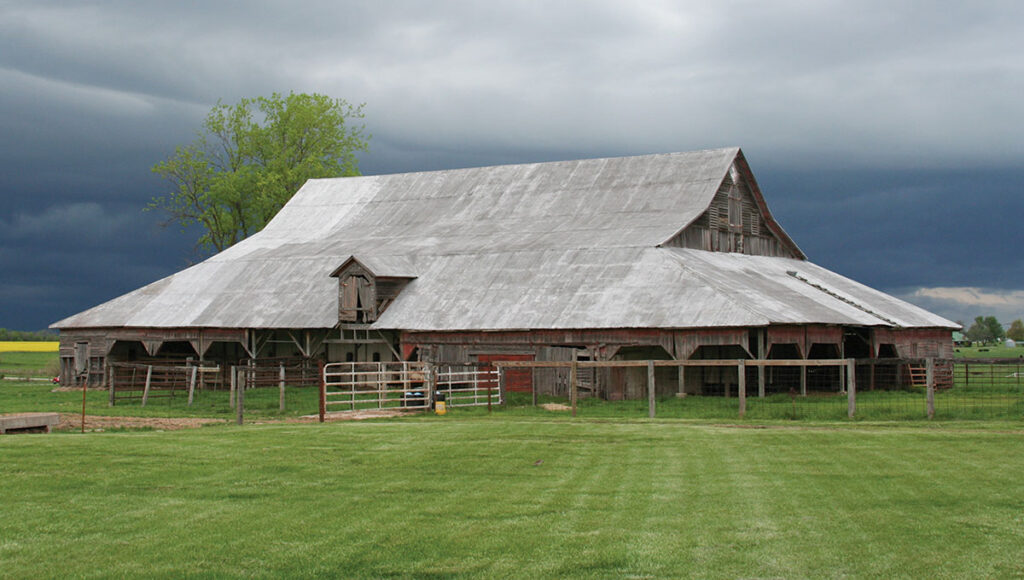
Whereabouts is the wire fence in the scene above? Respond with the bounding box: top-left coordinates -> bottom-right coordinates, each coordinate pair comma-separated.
496,358 -> 1024,421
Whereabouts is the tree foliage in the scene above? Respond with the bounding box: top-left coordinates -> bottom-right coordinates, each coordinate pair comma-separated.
0,328 -> 58,341
965,315 -> 1005,344
150,92 -> 368,253
1007,319 -> 1024,342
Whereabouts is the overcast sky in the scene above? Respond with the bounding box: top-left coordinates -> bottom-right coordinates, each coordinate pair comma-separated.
2,0 -> 1023,331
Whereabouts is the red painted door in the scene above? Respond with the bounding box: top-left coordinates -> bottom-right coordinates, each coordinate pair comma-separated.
476,353 -> 534,392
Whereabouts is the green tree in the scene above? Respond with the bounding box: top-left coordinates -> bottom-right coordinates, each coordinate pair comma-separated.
965,316 -> 994,343
1006,319 -> 1024,342
149,92 -> 368,253
984,316 -> 1005,341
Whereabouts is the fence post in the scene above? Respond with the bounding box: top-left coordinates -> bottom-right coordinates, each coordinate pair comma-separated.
926,357 -> 935,419
187,365 -> 198,406
141,365 -> 153,407
647,360 -> 656,418
318,360 -> 326,423
279,363 -> 286,412
229,365 -> 236,409
428,363 -> 438,409
108,366 -> 115,407
847,359 -> 856,419
571,360 -> 578,418
738,360 -> 746,418
236,372 -> 245,426
498,367 -> 507,407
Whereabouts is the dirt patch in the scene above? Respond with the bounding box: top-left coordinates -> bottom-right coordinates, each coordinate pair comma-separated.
56,414 -> 226,432
295,408 -> 421,422
54,408 -> 422,432
541,403 -> 572,412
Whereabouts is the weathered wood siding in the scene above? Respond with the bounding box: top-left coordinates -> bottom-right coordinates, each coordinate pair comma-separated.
663,163 -> 799,258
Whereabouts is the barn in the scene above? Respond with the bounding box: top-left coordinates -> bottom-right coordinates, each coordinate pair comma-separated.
52,147 -> 957,398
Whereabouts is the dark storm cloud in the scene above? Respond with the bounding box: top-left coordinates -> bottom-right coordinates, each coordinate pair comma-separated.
1,0 -> 1023,329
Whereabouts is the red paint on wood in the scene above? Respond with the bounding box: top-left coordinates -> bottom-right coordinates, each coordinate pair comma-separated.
476,353 -> 534,391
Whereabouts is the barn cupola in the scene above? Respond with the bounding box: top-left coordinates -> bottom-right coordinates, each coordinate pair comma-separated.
330,256 -> 416,324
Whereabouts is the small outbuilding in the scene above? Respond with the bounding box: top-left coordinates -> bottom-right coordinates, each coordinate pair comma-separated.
52,147 -> 957,397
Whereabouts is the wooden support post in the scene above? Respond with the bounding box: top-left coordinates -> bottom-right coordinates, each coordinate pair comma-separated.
757,330 -> 766,398
840,360 -> 847,394
847,359 -> 856,419
279,363 -> 286,412
677,360 -> 686,396
187,365 -> 198,406
141,365 -> 153,407
318,360 -> 326,423
738,360 -> 746,418
236,371 -> 245,426
531,368 -> 537,407
229,366 -> 236,409
926,357 -> 935,419
108,366 -> 115,407
487,368 -> 493,414
870,360 -> 876,391
800,363 -> 807,396
647,360 -> 656,419
498,367 -> 507,407
570,360 -> 578,418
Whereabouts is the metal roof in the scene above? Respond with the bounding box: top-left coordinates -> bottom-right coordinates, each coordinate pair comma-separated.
52,147 -> 957,331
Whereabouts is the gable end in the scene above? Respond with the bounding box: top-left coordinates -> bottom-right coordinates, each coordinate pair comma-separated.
661,152 -> 805,259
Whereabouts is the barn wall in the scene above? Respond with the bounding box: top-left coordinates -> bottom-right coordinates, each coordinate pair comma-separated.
662,162 -> 800,258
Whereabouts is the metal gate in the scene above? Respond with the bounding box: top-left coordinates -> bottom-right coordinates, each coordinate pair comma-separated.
322,362 -> 430,411
435,364 -> 501,407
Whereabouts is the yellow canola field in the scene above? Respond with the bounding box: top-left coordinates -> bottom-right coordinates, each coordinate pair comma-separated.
0,341 -> 59,352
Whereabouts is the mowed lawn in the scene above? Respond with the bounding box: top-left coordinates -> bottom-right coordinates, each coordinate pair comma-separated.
2,419 -> 1023,578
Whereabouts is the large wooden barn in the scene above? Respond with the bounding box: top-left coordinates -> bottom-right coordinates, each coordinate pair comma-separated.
53,147 -> 956,397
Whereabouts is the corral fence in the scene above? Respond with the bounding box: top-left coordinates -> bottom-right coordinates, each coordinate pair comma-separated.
318,362 -> 501,418
108,357 -> 318,410
108,361 -> 221,406
491,357 -> 1023,421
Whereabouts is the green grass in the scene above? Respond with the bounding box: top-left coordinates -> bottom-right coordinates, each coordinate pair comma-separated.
2,418 -> 1023,578
0,350 -> 58,376
955,344 -> 1024,358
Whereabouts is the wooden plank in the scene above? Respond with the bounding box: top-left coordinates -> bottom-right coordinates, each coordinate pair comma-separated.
926,358 -> 935,419
738,360 -> 746,418
279,364 -> 286,412
570,360 -> 578,418
187,365 -> 198,406
141,365 -> 153,407
847,359 -> 856,419
493,359 -> 856,369
647,360 -> 656,418
757,330 -> 766,398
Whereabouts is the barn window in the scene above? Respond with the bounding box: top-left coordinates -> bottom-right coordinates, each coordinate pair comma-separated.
728,189 -> 742,229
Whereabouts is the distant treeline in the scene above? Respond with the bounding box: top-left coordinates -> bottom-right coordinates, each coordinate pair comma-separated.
0,328 -> 58,341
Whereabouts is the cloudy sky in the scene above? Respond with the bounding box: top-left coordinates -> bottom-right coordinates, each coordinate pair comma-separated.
2,0 -> 1023,331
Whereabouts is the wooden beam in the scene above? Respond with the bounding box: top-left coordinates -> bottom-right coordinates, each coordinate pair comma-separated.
738,360 -> 746,418
847,359 -> 856,419
647,360 -> 656,418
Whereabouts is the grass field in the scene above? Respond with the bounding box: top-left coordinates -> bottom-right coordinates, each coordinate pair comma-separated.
2,417 -> 1023,578
955,344 -> 1024,358
0,350 -> 59,377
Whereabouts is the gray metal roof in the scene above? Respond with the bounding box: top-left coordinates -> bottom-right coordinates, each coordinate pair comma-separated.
52,147 -> 957,331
